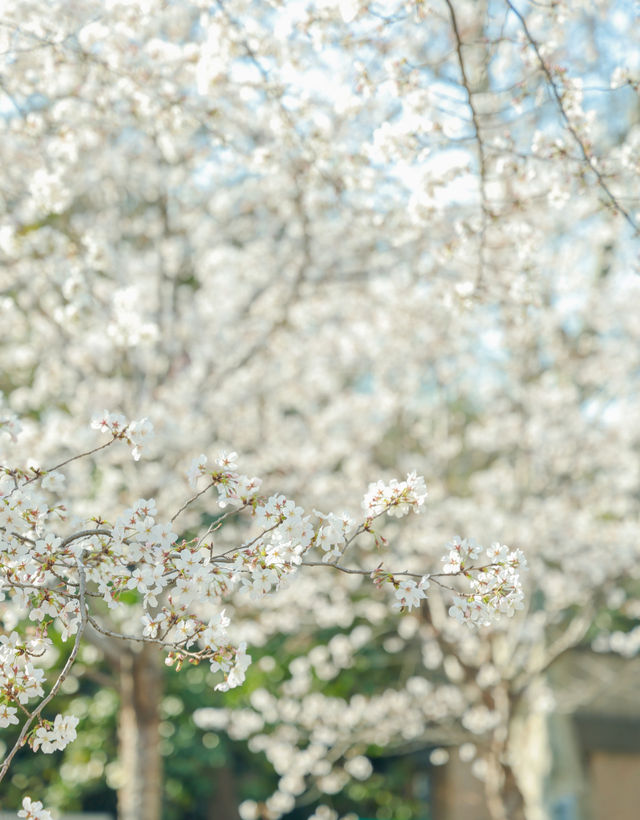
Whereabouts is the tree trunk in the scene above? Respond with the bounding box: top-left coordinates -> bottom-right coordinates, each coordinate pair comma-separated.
118,644 -> 164,820
208,764 -> 242,820
484,756 -> 526,820
484,683 -> 527,820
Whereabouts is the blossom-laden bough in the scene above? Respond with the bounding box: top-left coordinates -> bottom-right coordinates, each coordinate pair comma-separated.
0,412 -> 526,814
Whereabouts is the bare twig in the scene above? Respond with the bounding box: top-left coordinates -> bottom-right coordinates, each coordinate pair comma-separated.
171,480 -> 216,523
13,436 -> 118,493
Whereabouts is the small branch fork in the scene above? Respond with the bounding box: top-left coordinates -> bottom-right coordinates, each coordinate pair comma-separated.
505,0 -> 639,235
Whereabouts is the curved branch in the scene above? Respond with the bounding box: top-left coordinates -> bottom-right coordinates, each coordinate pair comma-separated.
0,555 -> 88,784
505,0 -> 639,235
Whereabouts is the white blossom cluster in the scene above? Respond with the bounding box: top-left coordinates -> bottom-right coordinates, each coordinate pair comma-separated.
0,413 -> 525,810
362,472 -> 428,519
32,713 -> 79,753
0,631 -> 47,709
313,511 -> 355,563
90,410 -> 154,461
389,576 -> 431,611
195,656 -> 472,814
446,540 -> 528,626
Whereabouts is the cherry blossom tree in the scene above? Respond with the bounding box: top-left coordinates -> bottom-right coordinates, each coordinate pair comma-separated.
1,1 -> 639,819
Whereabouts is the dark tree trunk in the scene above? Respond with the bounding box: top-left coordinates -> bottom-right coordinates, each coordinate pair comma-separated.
208,764 -> 242,820
118,644 -> 163,820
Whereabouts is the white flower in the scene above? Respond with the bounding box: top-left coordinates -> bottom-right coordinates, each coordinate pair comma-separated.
19,796 -> 53,820
392,576 -> 430,611
610,66 -> 630,89
0,412 -> 22,441
442,536 -> 480,573
200,610 -> 231,648
133,497 -> 158,517
150,522 -> 177,550
32,725 -> 57,754
0,703 -> 19,727
142,612 -> 167,638
486,542 -> 509,562
91,409 -> 127,435
239,800 -> 259,820
216,450 -> 238,470
345,755 -> 373,780
215,642 -> 251,691
127,417 -> 154,460
187,454 -> 208,489
41,471 -> 65,492
315,510 -> 354,561
29,168 -> 71,214
338,0 -> 359,23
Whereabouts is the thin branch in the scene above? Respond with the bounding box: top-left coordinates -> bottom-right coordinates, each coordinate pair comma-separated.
14,436 -> 118,493
505,0 -> 639,235
171,480 -> 216,523
60,529 -> 113,549
300,559 -> 505,589
0,555 -> 88,784
86,614 -> 204,660
40,436 -> 119,478
444,0 -> 491,288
